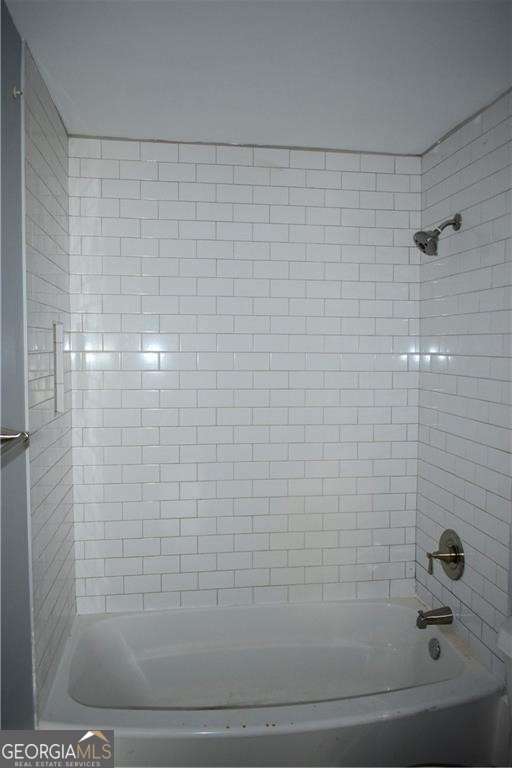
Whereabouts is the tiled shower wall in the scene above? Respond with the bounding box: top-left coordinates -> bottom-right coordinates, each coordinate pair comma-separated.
416,92 -> 512,678
23,43 -> 511,690
68,139 -> 421,613
24,49 -> 74,707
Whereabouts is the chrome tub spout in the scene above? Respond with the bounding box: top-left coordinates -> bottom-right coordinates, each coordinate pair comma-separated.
416,606 -> 453,629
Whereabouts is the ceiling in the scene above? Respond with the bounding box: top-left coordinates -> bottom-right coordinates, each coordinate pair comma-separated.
7,0 -> 512,155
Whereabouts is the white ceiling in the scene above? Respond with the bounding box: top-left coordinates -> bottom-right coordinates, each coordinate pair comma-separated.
7,0 -> 512,155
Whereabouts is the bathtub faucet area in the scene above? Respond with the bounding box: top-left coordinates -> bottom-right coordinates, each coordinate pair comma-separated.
417,607 -> 454,629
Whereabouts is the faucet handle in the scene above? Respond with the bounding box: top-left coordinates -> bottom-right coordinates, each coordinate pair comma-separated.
426,529 -> 464,580
427,549 -> 457,575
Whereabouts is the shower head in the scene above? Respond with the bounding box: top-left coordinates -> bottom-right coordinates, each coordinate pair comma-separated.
413,229 -> 439,255
413,213 -> 462,256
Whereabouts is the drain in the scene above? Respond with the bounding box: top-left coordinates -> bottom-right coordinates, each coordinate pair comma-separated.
429,637 -> 441,660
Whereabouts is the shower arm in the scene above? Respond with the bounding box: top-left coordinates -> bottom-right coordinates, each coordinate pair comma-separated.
434,213 -> 462,235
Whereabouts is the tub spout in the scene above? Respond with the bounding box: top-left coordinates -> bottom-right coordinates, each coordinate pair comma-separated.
416,606 -> 453,629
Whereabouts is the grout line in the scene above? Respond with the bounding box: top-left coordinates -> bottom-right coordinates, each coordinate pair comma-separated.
422,86 -> 512,157
421,126 -> 511,194
69,89 -> 512,162
418,431 -> 511,475
68,132 -> 421,159
421,161 -> 511,211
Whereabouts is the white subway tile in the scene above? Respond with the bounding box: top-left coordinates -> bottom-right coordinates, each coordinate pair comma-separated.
68,124 -> 457,629
141,142 -> 179,162
101,139 -> 140,160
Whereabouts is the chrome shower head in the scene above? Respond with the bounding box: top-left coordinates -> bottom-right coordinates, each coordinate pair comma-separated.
413,229 -> 440,255
413,213 -> 462,256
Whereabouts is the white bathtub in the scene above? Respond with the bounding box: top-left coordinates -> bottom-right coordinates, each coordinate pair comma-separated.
42,599 -> 507,767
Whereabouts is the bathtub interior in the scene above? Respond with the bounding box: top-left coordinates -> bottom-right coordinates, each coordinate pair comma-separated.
68,601 -> 465,710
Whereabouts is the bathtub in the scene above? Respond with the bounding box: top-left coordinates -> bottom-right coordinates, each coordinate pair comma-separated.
41,599 -> 507,767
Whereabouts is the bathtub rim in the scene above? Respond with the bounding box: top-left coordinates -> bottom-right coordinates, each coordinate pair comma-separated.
40,597 -> 503,738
